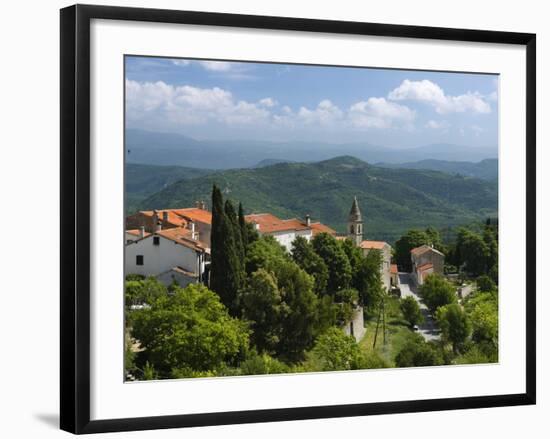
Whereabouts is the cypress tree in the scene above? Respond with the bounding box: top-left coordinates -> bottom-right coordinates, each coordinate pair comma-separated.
221,199 -> 244,313
209,185 -> 226,300
238,202 -> 248,253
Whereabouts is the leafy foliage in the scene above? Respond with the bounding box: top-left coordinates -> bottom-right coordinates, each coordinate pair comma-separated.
435,304 -> 471,353
400,296 -> 424,328
130,282 -> 250,378
395,333 -> 444,367
291,236 -> 329,295
311,233 -> 352,294
311,327 -> 365,371
419,274 -> 457,314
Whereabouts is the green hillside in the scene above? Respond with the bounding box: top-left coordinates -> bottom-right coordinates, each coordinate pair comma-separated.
125,163 -> 213,213
376,158 -> 498,181
138,156 -> 497,243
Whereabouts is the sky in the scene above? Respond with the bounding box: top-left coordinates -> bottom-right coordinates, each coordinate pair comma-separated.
125,56 -> 498,149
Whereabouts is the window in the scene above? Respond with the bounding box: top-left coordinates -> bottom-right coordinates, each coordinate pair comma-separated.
136,255 -> 144,266
153,236 -> 160,246
350,225 -> 354,234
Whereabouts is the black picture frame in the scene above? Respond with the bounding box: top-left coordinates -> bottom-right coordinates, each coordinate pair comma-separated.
60,4 -> 536,434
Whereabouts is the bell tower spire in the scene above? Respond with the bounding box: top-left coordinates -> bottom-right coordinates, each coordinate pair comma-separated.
348,196 -> 363,247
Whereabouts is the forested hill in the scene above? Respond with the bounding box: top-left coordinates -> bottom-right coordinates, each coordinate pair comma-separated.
375,158 -> 498,181
138,156 -> 498,243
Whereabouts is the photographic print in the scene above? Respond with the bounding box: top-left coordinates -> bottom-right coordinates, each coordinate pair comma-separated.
123,56 -> 499,381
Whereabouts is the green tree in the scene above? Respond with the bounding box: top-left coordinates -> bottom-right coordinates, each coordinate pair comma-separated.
209,185 -> 226,300
125,276 -> 167,308
476,275 -> 496,293
291,235 -> 329,295
395,334 -> 443,367
245,235 -> 288,275
419,274 -> 457,314
274,259 -> 323,361
355,249 -> 384,309
400,296 -> 424,328
238,202 -> 249,252
455,228 -> 490,276
435,303 -> 471,353
237,269 -> 287,354
131,283 -> 250,378
312,327 -> 365,371
340,238 -> 364,290
209,186 -> 244,313
311,233 -> 352,294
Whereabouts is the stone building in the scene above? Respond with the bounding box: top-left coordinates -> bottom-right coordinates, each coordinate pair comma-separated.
410,244 -> 445,285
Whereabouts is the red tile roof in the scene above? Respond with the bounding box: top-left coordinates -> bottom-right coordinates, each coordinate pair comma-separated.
310,222 -> 337,236
156,227 -> 209,252
390,264 -> 398,274
245,213 -> 310,234
126,229 -> 151,237
360,240 -> 389,250
418,262 -> 433,272
173,208 -> 212,225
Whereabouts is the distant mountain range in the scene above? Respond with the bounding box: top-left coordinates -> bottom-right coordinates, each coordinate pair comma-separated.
125,129 -> 498,169
376,158 -> 498,181
134,156 -> 497,243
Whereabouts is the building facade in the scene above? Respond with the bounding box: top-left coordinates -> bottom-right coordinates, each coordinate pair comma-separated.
410,244 -> 445,285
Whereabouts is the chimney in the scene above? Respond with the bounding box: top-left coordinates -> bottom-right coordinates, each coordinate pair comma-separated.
305,214 -> 311,227
253,222 -> 260,231
152,210 -> 159,229
200,200 -> 207,211
154,221 -> 162,233
195,200 -> 200,208
139,226 -> 145,239
189,221 -> 199,240
162,211 -> 168,223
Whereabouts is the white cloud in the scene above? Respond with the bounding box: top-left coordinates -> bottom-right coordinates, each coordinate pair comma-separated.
126,79 -> 270,126
388,79 -> 491,114
196,61 -> 234,71
259,97 -> 278,107
348,97 -> 415,129
297,100 -> 344,126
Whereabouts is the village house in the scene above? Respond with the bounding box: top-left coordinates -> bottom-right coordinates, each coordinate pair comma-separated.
245,213 -> 336,252
410,244 -> 445,285
125,203 -> 336,281
125,222 -> 209,287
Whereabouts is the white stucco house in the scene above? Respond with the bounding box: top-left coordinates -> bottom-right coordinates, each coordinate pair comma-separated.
245,213 -> 336,252
125,224 -> 210,287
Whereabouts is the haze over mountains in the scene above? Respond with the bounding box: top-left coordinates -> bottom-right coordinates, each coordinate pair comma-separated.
126,129 -> 498,170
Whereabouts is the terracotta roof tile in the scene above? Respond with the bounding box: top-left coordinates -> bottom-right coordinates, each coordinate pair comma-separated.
360,240 -> 389,250
310,222 -> 336,236
126,229 -> 151,237
156,227 -> 209,253
245,213 -> 310,233
418,262 -> 433,272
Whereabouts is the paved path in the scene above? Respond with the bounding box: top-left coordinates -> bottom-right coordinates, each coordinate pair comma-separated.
398,273 -> 440,341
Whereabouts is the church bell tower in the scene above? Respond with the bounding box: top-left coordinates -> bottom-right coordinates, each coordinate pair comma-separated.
348,196 -> 363,247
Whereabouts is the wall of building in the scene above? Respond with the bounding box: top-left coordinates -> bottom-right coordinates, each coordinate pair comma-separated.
125,235 -> 203,278
266,229 -> 312,252
363,245 -> 392,290
342,306 -> 366,342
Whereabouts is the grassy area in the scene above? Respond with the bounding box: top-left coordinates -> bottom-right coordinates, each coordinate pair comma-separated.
358,296 -> 418,367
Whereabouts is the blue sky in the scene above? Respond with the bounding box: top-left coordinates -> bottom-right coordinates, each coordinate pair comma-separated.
125,56 -> 498,148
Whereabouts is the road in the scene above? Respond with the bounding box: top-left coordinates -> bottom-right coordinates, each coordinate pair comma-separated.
397,272 -> 440,341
